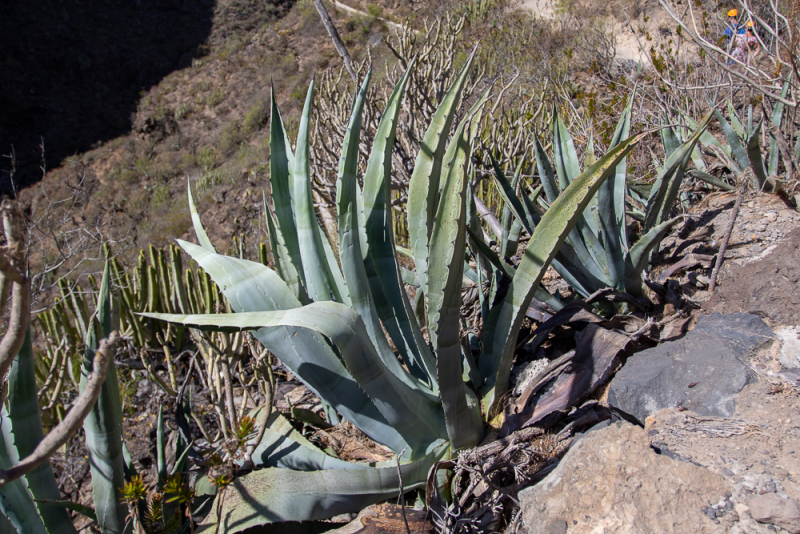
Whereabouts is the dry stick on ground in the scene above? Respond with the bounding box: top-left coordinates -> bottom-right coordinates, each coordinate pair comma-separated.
395,446 -> 411,534
0,331 -> 120,486
709,176 -> 748,292
313,0 -> 358,84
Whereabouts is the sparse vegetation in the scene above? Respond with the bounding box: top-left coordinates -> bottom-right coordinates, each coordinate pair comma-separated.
3,0 -> 800,532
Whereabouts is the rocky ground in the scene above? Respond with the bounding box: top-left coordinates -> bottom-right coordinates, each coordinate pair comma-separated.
515,190 -> 800,534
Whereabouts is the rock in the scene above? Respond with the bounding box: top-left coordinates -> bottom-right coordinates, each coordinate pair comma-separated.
777,326 -> 800,369
642,382 -> 800,533
692,313 -> 774,353
520,422 -> 730,534
748,494 -> 800,533
607,313 -> 770,423
779,368 -> 800,387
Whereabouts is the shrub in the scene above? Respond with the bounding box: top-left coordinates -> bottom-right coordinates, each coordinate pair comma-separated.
196,147 -> 217,172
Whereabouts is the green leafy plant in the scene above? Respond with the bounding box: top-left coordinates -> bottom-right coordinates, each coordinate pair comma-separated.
479,98 -> 713,300
0,261 -> 131,533
148,52 -> 645,531
683,101 -> 770,190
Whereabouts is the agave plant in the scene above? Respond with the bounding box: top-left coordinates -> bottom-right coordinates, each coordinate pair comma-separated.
682,97 -> 782,191
477,98 -> 714,301
0,260 -> 202,534
147,53 -> 645,531
0,263 -> 133,534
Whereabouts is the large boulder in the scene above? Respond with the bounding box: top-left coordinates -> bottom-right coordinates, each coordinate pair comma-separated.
607,313 -> 772,423
520,422 -> 730,533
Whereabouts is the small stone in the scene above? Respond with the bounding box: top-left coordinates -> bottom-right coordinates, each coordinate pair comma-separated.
748,494 -> 800,533
777,327 -> 800,369
546,520 -> 568,534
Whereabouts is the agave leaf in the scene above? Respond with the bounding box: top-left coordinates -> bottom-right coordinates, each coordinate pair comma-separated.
251,412 -> 362,471
181,242 -> 412,454
466,228 -> 514,279
336,72 -> 387,353
661,123 -> 681,159
596,93 -> 634,289
0,414 -> 47,534
144,303 -> 447,456
81,262 -> 128,534
426,115 -> 483,450
534,137 -> 560,203
32,500 -> 96,522
728,101 -> 744,139
466,227 -> 563,310
623,217 -> 681,295
768,81 -> 790,175
187,180 -> 215,253
585,130 -> 596,166
713,109 -> 749,171
502,184 -> 523,260
687,169 -> 734,191
552,110 -> 581,189
198,444 -> 448,533
2,328 -> 77,534
315,221 -> 351,306
551,111 -> 607,270
360,62 -> 437,384
481,132 -> 647,409
269,87 -> 307,296
293,80 -> 346,303
263,194 -> 308,302
408,48 -> 476,295
645,113 -> 713,231
467,181 -> 491,324
746,117 -> 768,189
657,163 -> 687,229
488,151 -> 532,235
682,112 -> 730,158
523,188 -> 609,296
336,71 -> 433,388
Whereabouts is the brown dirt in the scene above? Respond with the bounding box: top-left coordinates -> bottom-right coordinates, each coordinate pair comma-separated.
703,228 -> 800,327
651,191 -> 800,327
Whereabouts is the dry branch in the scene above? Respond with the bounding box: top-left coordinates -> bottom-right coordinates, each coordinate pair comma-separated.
0,331 -> 120,486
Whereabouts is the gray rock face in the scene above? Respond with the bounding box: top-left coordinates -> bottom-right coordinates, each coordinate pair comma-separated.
608,313 -> 771,423
520,422 -> 729,534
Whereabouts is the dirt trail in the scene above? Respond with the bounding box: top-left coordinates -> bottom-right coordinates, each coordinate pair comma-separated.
332,0 -> 405,31
518,0 -> 653,63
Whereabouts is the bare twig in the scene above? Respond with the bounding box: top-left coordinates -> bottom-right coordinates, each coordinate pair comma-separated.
0,331 -> 119,486
313,0 -> 358,83
0,203 -> 29,386
709,177 -> 748,291
473,194 -> 503,239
